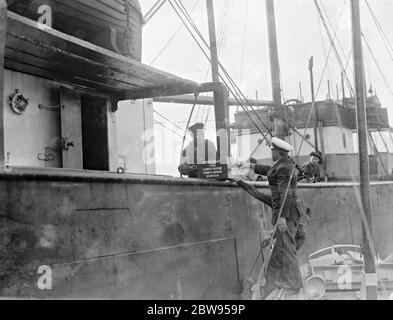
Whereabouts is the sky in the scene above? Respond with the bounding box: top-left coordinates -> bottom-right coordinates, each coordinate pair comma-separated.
139,0 -> 393,175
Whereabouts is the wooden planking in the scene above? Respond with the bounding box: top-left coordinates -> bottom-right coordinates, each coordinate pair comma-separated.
126,82 -> 222,100
73,0 -> 129,20
8,0 -> 140,29
73,0 -> 143,23
5,12 -> 197,93
126,84 -> 200,100
0,0 -> 6,166
7,0 -> 142,59
154,95 -> 275,107
4,58 -> 133,94
5,42 -> 154,89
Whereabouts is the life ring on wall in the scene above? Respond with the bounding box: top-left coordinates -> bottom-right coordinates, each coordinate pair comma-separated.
9,89 -> 29,115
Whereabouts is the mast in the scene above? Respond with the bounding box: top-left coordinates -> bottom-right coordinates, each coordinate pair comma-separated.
266,0 -> 288,137
266,0 -> 282,107
350,0 -> 377,300
206,0 -> 220,82
309,56 -> 319,152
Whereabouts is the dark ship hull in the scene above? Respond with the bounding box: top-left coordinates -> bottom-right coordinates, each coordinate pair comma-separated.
1,168 -> 393,299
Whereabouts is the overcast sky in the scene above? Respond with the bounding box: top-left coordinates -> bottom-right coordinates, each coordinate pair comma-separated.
139,0 -> 393,174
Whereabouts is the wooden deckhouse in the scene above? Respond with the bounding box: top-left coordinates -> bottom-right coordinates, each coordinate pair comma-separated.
0,0 -> 229,172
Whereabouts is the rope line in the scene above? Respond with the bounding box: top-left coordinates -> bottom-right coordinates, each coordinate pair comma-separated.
169,0 -> 273,137
154,109 -> 188,134
155,120 -> 189,141
314,0 -> 354,96
149,0 -> 201,65
365,0 -> 393,62
143,0 -> 168,26
362,33 -> 393,99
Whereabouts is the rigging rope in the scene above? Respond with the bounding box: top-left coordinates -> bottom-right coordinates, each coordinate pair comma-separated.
317,14 -> 332,84
180,92 -> 200,160
367,130 -> 389,176
155,120 -> 189,141
289,3 -> 352,166
179,92 -> 200,178
365,0 -> 393,63
144,0 -> 164,19
143,0 -> 168,26
316,0 -> 355,96
168,0 -> 272,142
377,128 -> 390,153
314,0 -> 354,96
319,0 -> 353,74
362,33 -> 393,99
149,0 -> 201,65
239,0 -> 250,87
169,0 -> 333,172
173,1 -> 312,177
169,0 -> 272,131
154,109 -> 188,134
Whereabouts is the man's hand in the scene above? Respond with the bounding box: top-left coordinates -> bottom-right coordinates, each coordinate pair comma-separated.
277,217 -> 288,232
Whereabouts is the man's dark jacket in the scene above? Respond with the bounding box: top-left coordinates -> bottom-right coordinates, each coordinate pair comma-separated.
254,157 -> 299,225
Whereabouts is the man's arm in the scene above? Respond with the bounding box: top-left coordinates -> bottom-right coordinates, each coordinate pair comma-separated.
254,164 -> 272,176
240,162 -> 271,176
236,180 -> 272,207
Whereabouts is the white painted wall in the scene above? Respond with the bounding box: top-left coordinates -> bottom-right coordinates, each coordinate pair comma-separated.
3,69 -> 122,171
116,99 -> 156,174
353,131 -> 393,154
234,125 -> 355,162
3,70 -> 62,168
291,126 -> 355,155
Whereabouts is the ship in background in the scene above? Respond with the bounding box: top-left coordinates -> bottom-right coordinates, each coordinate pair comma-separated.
0,0 -> 393,299
234,93 -> 393,181
232,0 -> 393,182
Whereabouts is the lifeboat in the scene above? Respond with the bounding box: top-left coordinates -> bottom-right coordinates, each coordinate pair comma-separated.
5,0 -> 143,60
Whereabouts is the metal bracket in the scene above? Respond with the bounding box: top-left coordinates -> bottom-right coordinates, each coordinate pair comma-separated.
62,137 -> 75,151
37,153 -> 55,162
38,104 -> 61,112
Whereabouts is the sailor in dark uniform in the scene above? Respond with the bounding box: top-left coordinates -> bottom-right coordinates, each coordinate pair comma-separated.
240,137 -> 304,298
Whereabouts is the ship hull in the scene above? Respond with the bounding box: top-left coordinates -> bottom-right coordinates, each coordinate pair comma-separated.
1,168 -> 393,299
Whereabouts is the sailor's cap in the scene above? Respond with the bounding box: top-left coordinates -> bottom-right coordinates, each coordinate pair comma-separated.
270,137 -> 293,153
188,122 -> 205,132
